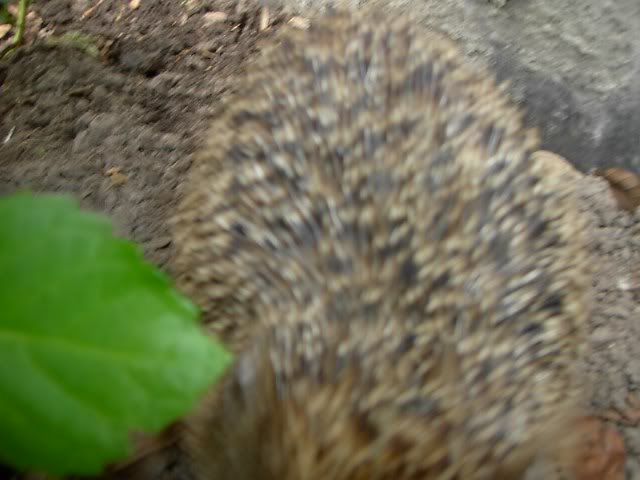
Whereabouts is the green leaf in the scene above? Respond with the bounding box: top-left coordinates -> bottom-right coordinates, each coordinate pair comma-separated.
0,192 -> 232,476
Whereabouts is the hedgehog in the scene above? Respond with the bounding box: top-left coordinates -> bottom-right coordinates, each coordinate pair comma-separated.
170,7 -> 592,480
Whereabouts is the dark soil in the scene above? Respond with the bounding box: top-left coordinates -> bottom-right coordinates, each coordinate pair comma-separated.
0,0 -> 289,270
2,1 -> 640,479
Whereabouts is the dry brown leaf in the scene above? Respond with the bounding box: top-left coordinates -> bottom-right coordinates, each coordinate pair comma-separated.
288,16 -> 310,29
593,167 -> 640,213
111,172 -> 128,186
0,24 -> 12,41
105,167 -> 128,186
203,11 -> 228,26
570,416 -> 625,480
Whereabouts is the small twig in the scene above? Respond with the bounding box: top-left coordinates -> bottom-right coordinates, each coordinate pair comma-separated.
3,126 -> 16,144
0,0 -> 30,59
259,5 -> 270,31
81,0 -> 105,19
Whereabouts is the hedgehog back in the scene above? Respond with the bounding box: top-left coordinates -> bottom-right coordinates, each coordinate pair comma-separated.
172,9 -> 590,480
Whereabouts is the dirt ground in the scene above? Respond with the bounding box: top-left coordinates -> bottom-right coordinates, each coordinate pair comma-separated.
1,0 -> 640,479
0,0 -> 286,270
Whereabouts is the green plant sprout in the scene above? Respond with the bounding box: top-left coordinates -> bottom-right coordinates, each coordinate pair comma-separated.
0,0 -> 30,58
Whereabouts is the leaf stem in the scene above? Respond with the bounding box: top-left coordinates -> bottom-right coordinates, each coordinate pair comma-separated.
0,0 -> 30,59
